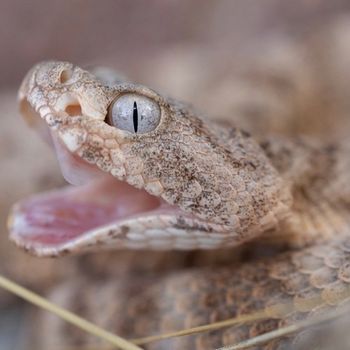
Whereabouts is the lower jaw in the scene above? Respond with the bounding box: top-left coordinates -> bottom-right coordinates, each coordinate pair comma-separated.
8,175 -> 173,249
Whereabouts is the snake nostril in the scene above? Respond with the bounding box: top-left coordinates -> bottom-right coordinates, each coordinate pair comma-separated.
59,69 -> 73,84
65,104 -> 82,116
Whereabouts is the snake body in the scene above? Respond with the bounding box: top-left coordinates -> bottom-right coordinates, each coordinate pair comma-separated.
8,47 -> 350,349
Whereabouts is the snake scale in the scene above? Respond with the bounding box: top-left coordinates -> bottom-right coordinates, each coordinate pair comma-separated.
7,30 -> 350,350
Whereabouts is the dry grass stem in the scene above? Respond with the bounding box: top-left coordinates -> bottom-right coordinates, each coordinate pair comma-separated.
132,310 -> 268,345
1,271 -> 350,350
0,274 -> 143,350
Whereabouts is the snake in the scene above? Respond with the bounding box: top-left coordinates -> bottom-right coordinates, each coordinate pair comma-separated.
7,59 -> 350,349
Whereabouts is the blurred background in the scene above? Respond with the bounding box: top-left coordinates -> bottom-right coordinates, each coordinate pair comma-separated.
1,0 -> 350,349
1,0 -> 350,89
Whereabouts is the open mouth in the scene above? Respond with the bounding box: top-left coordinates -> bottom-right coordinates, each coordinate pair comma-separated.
9,137 -> 181,255
10,174 -> 171,246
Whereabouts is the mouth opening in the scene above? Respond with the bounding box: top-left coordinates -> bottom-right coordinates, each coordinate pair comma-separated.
9,175 -> 165,247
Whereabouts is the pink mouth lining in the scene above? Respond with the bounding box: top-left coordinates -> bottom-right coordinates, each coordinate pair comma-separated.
10,176 -> 163,246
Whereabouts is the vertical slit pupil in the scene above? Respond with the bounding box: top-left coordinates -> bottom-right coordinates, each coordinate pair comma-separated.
133,101 -> 138,133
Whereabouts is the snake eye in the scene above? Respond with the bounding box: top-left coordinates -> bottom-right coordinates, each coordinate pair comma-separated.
108,94 -> 161,134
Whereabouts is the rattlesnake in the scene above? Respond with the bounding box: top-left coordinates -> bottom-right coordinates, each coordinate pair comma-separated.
7,33 -> 350,349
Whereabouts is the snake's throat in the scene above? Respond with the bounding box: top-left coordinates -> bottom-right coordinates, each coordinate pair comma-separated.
8,177 -> 172,253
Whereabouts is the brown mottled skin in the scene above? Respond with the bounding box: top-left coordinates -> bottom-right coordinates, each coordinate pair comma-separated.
9,32 -> 350,350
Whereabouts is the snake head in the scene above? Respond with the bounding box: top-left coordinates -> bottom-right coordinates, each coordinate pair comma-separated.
9,61 -> 291,256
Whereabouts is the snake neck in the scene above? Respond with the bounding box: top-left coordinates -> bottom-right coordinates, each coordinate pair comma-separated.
259,135 -> 350,246
260,136 -> 335,184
